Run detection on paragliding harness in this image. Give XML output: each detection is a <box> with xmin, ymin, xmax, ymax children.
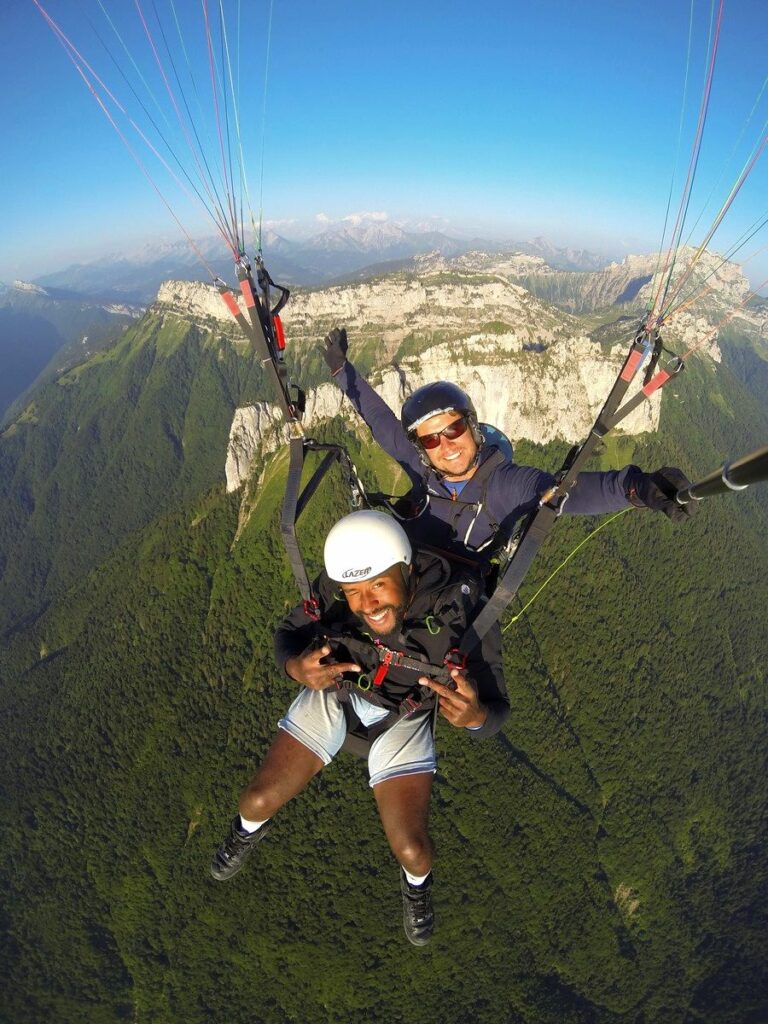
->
<box><xmin>314</xmin><ymin>626</ymin><xmax>467</xmax><ymax>759</ymax></box>
<box><xmin>366</xmin><ymin>443</ymin><xmax>517</xmax><ymax>599</ymax></box>
<box><xmin>371</xmin><ymin>446</ymin><xmax>509</xmax><ymax>551</ymax></box>
<box><xmin>297</xmin><ymin>557</ymin><xmax>481</xmax><ymax>757</ymax></box>
<box><xmin>219</xmin><ymin>263</ymin><xmax>684</xmax><ymax>753</ymax></box>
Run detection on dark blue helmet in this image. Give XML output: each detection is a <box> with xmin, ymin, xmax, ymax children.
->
<box><xmin>401</xmin><ymin>381</ymin><xmax>480</xmax><ymax>439</ymax></box>
<box><xmin>400</xmin><ymin>381</ymin><xmax>485</xmax><ymax>473</ymax></box>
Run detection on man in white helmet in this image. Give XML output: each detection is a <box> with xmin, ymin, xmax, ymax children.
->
<box><xmin>210</xmin><ymin>510</ymin><xmax>508</xmax><ymax>946</ymax></box>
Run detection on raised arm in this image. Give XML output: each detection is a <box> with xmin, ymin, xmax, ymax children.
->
<box><xmin>320</xmin><ymin>328</ymin><xmax>423</xmax><ymax>476</ymax></box>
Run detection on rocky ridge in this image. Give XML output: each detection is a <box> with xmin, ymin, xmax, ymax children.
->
<box><xmin>224</xmin><ymin>332</ymin><xmax>663</xmax><ymax>493</ymax></box>
<box><xmin>153</xmin><ymin>250</ymin><xmax>762</xmax><ymax>494</ymax></box>
<box><xmin>510</xmin><ymin>247</ymin><xmax>757</xmax><ymax>317</ymax></box>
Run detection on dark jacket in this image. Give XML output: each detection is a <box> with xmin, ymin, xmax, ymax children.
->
<box><xmin>274</xmin><ymin>549</ymin><xmax>509</xmax><ymax>739</ymax></box>
<box><xmin>335</xmin><ymin>361</ymin><xmax>643</xmax><ymax>563</ymax></box>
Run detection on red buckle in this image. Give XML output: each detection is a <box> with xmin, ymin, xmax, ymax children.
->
<box><xmin>444</xmin><ymin>648</ymin><xmax>467</xmax><ymax>672</ymax></box>
<box><xmin>303</xmin><ymin>599</ymin><xmax>320</xmax><ymax>621</ymax></box>
<box><xmin>373</xmin><ymin>649</ymin><xmax>394</xmax><ymax>687</ymax></box>
<box><xmin>273</xmin><ymin>314</ymin><xmax>286</xmax><ymax>351</ymax></box>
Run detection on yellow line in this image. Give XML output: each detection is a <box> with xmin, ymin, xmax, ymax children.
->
<box><xmin>502</xmin><ymin>509</ymin><xmax>632</xmax><ymax>632</ymax></box>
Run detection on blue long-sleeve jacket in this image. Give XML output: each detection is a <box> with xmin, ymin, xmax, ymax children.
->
<box><xmin>335</xmin><ymin>361</ymin><xmax>643</xmax><ymax>563</ymax></box>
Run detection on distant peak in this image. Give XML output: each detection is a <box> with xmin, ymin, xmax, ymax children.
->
<box><xmin>12</xmin><ymin>280</ymin><xmax>49</xmax><ymax>295</ymax></box>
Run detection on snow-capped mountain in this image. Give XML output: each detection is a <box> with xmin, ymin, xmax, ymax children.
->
<box><xmin>32</xmin><ymin>217</ymin><xmax>610</xmax><ymax>302</ymax></box>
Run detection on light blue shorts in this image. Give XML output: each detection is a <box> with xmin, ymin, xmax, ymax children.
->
<box><xmin>278</xmin><ymin>687</ymin><xmax>436</xmax><ymax>788</ymax></box>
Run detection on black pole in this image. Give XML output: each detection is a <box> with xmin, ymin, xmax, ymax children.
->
<box><xmin>676</xmin><ymin>444</ymin><xmax>768</xmax><ymax>504</ymax></box>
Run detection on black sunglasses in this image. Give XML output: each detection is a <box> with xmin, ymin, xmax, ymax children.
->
<box><xmin>417</xmin><ymin>415</ymin><xmax>469</xmax><ymax>450</ymax></box>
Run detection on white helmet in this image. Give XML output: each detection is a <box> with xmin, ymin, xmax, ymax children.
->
<box><xmin>323</xmin><ymin>510</ymin><xmax>412</xmax><ymax>583</ymax></box>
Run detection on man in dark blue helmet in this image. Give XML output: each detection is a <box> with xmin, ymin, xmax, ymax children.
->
<box><xmin>320</xmin><ymin>327</ymin><xmax>696</xmax><ymax>569</ymax></box>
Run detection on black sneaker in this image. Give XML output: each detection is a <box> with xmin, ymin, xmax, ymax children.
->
<box><xmin>210</xmin><ymin>816</ymin><xmax>273</xmax><ymax>881</ymax></box>
<box><xmin>401</xmin><ymin>870</ymin><xmax>435</xmax><ymax>946</ymax></box>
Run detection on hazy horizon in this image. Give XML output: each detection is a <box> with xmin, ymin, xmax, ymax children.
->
<box><xmin>1</xmin><ymin>1</ymin><xmax>766</xmax><ymax>287</ymax></box>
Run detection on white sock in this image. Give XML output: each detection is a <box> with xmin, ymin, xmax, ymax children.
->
<box><xmin>239</xmin><ymin>814</ymin><xmax>269</xmax><ymax>833</ymax></box>
<box><xmin>403</xmin><ymin>869</ymin><xmax>431</xmax><ymax>887</ymax></box>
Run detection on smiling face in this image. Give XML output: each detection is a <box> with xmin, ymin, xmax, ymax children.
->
<box><xmin>415</xmin><ymin>411</ymin><xmax>479</xmax><ymax>481</ymax></box>
<box><xmin>339</xmin><ymin>564</ymin><xmax>410</xmax><ymax>636</ymax></box>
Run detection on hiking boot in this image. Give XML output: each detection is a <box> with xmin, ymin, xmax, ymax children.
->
<box><xmin>401</xmin><ymin>870</ymin><xmax>434</xmax><ymax>946</ymax></box>
<box><xmin>210</xmin><ymin>816</ymin><xmax>273</xmax><ymax>881</ymax></box>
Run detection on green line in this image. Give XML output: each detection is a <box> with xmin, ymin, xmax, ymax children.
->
<box><xmin>502</xmin><ymin>509</ymin><xmax>632</xmax><ymax>632</ymax></box>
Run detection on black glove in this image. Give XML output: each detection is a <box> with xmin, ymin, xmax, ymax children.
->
<box><xmin>319</xmin><ymin>327</ymin><xmax>348</xmax><ymax>376</ymax></box>
<box><xmin>628</xmin><ymin>466</ymin><xmax>699</xmax><ymax>522</ymax></box>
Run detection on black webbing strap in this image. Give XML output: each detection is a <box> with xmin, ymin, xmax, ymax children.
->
<box><xmin>294</xmin><ymin>450</ymin><xmax>339</xmax><ymax>521</ymax></box>
<box><xmin>281</xmin><ymin>436</ymin><xmax>313</xmax><ymax>603</ymax></box>
<box><xmin>459</xmin><ymin>326</ymin><xmax>683</xmax><ymax>657</ymax></box>
<box><xmin>280</xmin><ymin>439</ymin><xmax>369</xmax><ymax>603</ymax></box>
<box><xmin>458</xmin><ymin>504</ymin><xmax>558</xmax><ymax>655</ymax></box>
<box><xmin>217</xmin><ymin>279</ymin><xmax>301</xmax><ymax>426</ymax></box>
<box><xmin>256</xmin><ymin>258</ymin><xmax>290</xmax><ymax>317</ymax></box>
<box><xmin>328</xmin><ymin>631</ymin><xmax>456</xmax><ymax>689</ymax></box>
<box><xmin>297</xmin><ymin>441</ymin><xmax>367</xmax><ymax>519</ymax></box>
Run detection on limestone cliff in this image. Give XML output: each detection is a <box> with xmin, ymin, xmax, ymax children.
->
<box><xmin>152</xmin><ymin>250</ymin><xmax>764</xmax><ymax>494</ymax></box>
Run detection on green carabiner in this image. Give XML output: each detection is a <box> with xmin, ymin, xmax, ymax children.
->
<box><xmin>425</xmin><ymin>615</ymin><xmax>440</xmax><ymax>635</ymax></box>
<box><xmin>356</xmin><ymin>672</ymin><xmax>372</xmax><ymax>692</ymax></box>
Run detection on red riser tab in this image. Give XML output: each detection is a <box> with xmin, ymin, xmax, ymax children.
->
<box><xmin>220</xmin><ymin>291</ymin><xmax>240</xmax><ymax>318</ymax></box>
<box><xmin>642</xmin><ymin>370</ymin><xmax>671</xmax><ymax>396</ymax></box>
<box><xmin>239</xmin><ymin>278</ymin><xmax>256</xmax><ymax>308</ymax></box>
<box><xmin>273</xmin><ymin>314</ymin><xmax>286</xmax><ymax>351</ymax></box>
<box><xmin>620</xmin><ymin>349</ymin><xmax>644</xmax><ymax>382</ymax></box>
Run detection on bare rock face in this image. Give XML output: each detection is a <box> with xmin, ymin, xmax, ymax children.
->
<box><xmin>281</xmin><ymin>274</ymin><xmax>569</xmax><ymax>346</ymax></box>
<box><xmin>155</xmin><ymin>280</ymin><xmax>242</xmax><ymax>325</ymax></box>
<box><xmin>223</xmin><ymin>334</ymin><xmax>661</xmax><ymax>492</ymax></box>
<box><xmin>509</xmin><ymin>246</ymin><xmax>758</xmax><ymax>318</ymax></box>
<box><xmin>607</xmin><ymin>249</ymin><xmax>752</xmax><ymax>310</ymax></box>
<box><xmin>153</xmin><ymin>264</ymin><xmax>571</xmax><ymax>343</ymax></box>
<box><xmin>226</xmin><ymin>404</ymin><xmax>283</xmax><ymax>490</ymax></box>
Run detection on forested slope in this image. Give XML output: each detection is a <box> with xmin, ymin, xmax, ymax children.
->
<box><xmin>1</xmin><ymin>307</ymin><xmax>767</xmax><ymax>1023</ymax></box>
<box><xmin>0</xmin><ymin>315</ymin><xmax>270</xmax><ymax>636</ymax></box>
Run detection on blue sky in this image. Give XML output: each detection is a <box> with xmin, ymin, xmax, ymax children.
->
<box><xmin>1</xmin><ymin>0</ymin><xmax>766</xmax><ymax>287</ymax></box>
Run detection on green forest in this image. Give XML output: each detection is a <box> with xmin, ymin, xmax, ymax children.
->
<box><xmin>1</xmin><ymin>305</ymin><xmax>767</xmax><ymax>1023</ymax></box>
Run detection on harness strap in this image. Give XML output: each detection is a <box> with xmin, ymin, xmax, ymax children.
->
<box><xmin>322</xmin><ymin>629</ymin><xmax>458</xmax><ymax>728</ymax></box>
<box><xmin>337</xmin><ymin>632</ymin><xmax>457</xmax><ymax>687</ymax></box>
<box><xmin>281</xmin><ymin>436</ymin><xmax>313</xmax><ymax>602</ymax></box>
<box><xmin>366</xmin><ymin>448</ymin><xmax>508</xmax><ymax>554</ymax></box>
<box><xmin>459</xmin><ymin>326</ymin><xmax>683</xmax><ymax>657</ymax></box>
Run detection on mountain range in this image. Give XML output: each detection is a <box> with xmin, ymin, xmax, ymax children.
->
<box><xmin>34</xmin><ymin>220</ymin><xmax>613</xmax><ymax>303</ymax></box>
<box><xmin>0</xmin><ymin>231</ymin><xmax>614</xmax><ymax>425</ymax></box>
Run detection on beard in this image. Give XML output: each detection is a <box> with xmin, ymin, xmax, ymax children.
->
<box><xmin>353</xmin><ymin>601</ymin><xmax>406</xmax><ymax>638</ymax></box>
